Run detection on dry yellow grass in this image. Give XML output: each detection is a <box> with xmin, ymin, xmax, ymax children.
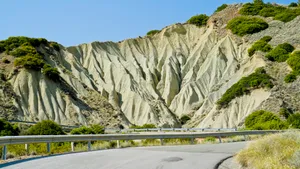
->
<box><xmin>236</xmin><ymin>131</ymin><xmax>300</xmax><ymax>169</ymax></box>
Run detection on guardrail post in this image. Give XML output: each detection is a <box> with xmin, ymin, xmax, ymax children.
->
<box><xmin>47</xmin><ymin>143</ymin><xmax>51</xmax><ymax>153</ymax></box>
<box><xmin>88</xmin><ymin>141</ymin><xmax>91</xmax><ymax>151</ymax></box>
<box><xmin>117</xmin><ymin>140</ymin><xmax>120</xmax><ymax>148</ymax></box>
<box><xmin>160</xmin><ymin>138</ymin><xmax>164</xmax><ymax>145</ymax></box>
<box><xmin>25</xmin><ymin>144</ymin><xmax>29</xmax><ymax>155</ymax></box>
<box><xmin>190</xmin><ymin>138</ymin><xmax>194</xmax><ymax>144</ymax></box>
<box><xmin>2</xmin><ymin>145</ymin><xmax>7</xmax><ymax>160</ymax></box>
<box><xmin>71</xmin><ymin>142</ymin><xmax>75</xmax><ymax>152</ymax></box>
<box><xmin>218</xmin><ymin>135</ymin><xmax>222</xmax><ymax>143</ymax></box>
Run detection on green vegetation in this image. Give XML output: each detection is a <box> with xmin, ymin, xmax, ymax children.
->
<box><xmin>245</xmin><ymin>110</ymin><xmax>288</xmax><ymax>130</ymax></box>
<box><xmin>2</xmin><ymin>57</ymin><xmax>10</xmax><ymax>64</ymax></box>
<box><xmin>279</xmin><ymin>108</ymin><xmax>293</xmax><ymax>119</ymax></box>
<box><xmin>239</xmin><ymin>0</ymin><xmax>300</xmax><ymax>23</ymax></box>
<box><xmin>289</xmin><ymin>2</ymin><xmax>298</xmax><ymax>7</ymax></box>
<box><xmin>130</xmin><ymin>123</ymin><xmax>156</xmax><ymax>129</ymax></box>
<box><xmin>227</xmin><ymin>16</ymin><xmax>268</xmax><ymax>36</ymax></box>
<box><xmin>217</xmin><ymin>68</ymin><xmax>273</xmax><ymax>108</ymax></box>
<box><xmin>180</xmin><ymin>115</ymin><xmax>191</xmax><ymax>125</ymax></box>
<box><xmin>287</xmin><ymin>113</ymin><xmax>300</xmax><ymax>129</ymax></box>
<box><xmin>146</xmin><ymin>30</ymin><xmax>160</xmax><ymax>36</ymax></box>
<box><xmin>0</xmin><ymin>36</ymin><xmax>61</xmax><ymax>81</ymax></box>
<box><xmin>0</xmin><ymin>119</ymin><xmax>20</xmax><ymax>136</ymax></box>
<box><xmin>265</xmin><ymin>43</ymin><xmax>295</xmax><ymax>62</ymax></box>
<box><xmin>70</xmin><ymin>125</ymin><xmax>104</xmax><ymax>134</ymax></box>
<box><xmin>285</xmin><ymin>51</ymin><xmax>300</xmax><ymax>83</ymax></box>
<box><xmin>26</xmin><ymin>120</ymin><xmax>65</xmax><ymax>135</ymax></box>
<box><xmin>248</xmin><ymin>36</ymin><xmax>272</xmax><ymax>56</ymax></box>
<box><xmin>215</xmin><ymin>4</ymin><xmax>228</xmax><ymax>13</ymax></box>
<box><xmin>236</xmin><ymin>132</ymin><xmax>300</xmax><ymax>169</ymax></box>
<box><xmin>42</xmin><ymin>64</ymin><xmax>60</xmax><ymax>81</ymax></box>
<box><xmin>187</xmin><ymin>14</ymin><xmax>209</xmax><ymax>27</ymax></box>
<box><xmin>204</xmin><ymin>137</ymin><xmax>216</xmax><ymax>143</ymax></box>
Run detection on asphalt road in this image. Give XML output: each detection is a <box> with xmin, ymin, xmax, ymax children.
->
<box><xmin>0</xmin><ymin>142</ymin><xmax>247</xmax><ymax>169</ymax></box>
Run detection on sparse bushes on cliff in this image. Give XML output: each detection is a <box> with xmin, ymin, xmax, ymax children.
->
<box><xmin>215</xmin><ymin>4</ymin><xmax>228</xmax><ymax>13</ymax></box>
<box><xmin>248</xmin><ymin>36</ymin><xmax>272</xmax><ymax>56</ymax></box>
<box><xmin>245</xmin><ymin>110</ymin><xmax>288</xmax><ymax>130</ymax></box>
<box><xmin>26</xmin><ymin>120</ymin><xmax>65</xmax><ymax>135</ymax></box>
<box><xmin>265</xmin><ymin>43</ymin><xmax>295</xmax><ymax>62</ymax></box>
<box><xmin>0</xmin><ymin>119</ymin><xmax>20</xmax><ymax>136</ymax></box>
<box><xmin>130</xmin><ymin>123</ymin><xmax>156</xmax><ymax>129</ymax></box>
<box><xmin>239</xmin><ymin>0</ymin><xmax>300</xmax><ymax>23</ymax></box>
<box><xmin>217</xmin><ymin>68</ymin><xmax>273</xmax><ymax>108</ymax></box>
<box><xmin>187</xmin><ymin>14</ymin><xmax>209</xmax><ymax>27</ymax></box>
<box><xmin>146</xmin><ymin>30</ymin><xmax>160</xmax><ymax>36</ymax></box>
<box><xmin>285</xmin><ymin>51</ymin><xmax>300</xmax><ymax>83</ymax></box>
<box><xmin>14</xmin><ymin>55</ymin><xmax>45</xmax><ymax>70</ymax></box>
<box><xmin>70</xmin><ymin>124</ymin><xmax>104</xmax><ymax>134</ymax></box>
<box><xmin>227</xmin><ymin>16</ymin><xmax>268</xmax><ymax>36</ymax></box>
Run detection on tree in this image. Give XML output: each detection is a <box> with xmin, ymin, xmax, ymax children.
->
<box><xmin>0</xmin><ymin>119</ymin><xmax>20</xmax><ymax>136</ymax></box>
<box><xmin>26</xmin><ymin>120</ymin><xmax>65</xmax><ymax>135</ymax></box>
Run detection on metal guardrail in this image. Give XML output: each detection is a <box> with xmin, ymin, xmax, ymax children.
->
<box><xmin>0</xmin><ymin>130</ymin><xmax>281</xmax><ymax>160</ymax></box>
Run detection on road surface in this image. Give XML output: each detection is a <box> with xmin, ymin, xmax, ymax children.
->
<box><xmin>0</xmin><ymin>142</ymin><xmax>247</xmax><ymax>169</ymax></box>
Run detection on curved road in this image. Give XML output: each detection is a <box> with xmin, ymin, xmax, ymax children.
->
<box><xmin>0</xmin><ymin>142</ymin><xmax>247</xmax><ymax>169</ymax></box>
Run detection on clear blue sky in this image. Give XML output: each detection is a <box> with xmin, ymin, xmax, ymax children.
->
<box><xmin>0</xmin><ymin>0</ymin><xmax>295</xmax><ymax>46</ymax></box>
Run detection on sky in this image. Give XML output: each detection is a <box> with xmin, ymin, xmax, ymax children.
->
<box><xmin>0</xmin><ymin>0</ymin><xmax>296</xmax><ymax>46</ymax></box>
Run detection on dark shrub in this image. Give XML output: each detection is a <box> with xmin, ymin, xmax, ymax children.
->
<box><xmin>279</xmin><ymin>108</ymin><xmax>293</xmax><ymax>119</ymax></box>
<box><xmin>217</xmin><ymin>68</ymin><xmax>273</xmax><ymax>108</ymax></box>
<box><xmin>248</xmin><ymin>36</ymin><xmax>272</xmax><ymax>56</ymax></box>
<box><xmin>50</xmin><ymin>42</ymin><xmax>60</xmax><ymax>51</ymax></box>
<box><xmin>285</xmin><ymin>73</ymin><xmax>297</xmax><ymax>83</ymax></box>
<box><xmin>9</xmin><ymin>45</ymin><xmax>37</xmax><ymax>57</ymax></box>
<box><xmin>265</xmin><ymin>43</ymin><xmax>294</xmax><ymax>62</ymax></box>
<box><xmin>274</xmin><ymin>9</ymin><xmax>299</xmax><ymax>22</ymax></box>
<box><xmin>245</xmin><ymin>110</ymin><xmax>287</xmax><ymax>130</ymax></box>
<box><xmin>2</xmin><ymin>57</ymin><xmax>10</xmax><ymax>64</ymax></box>
<box><xmin>26</xmin><ymin>120</ymin><xmax>65</xmax><ymax>135</ymax></box>
<box><xmin>0</xmin><ymin>119</ymin><xmax>20</xmax><ymax>136</ymax></box>
<box><xmin>227</xmin><ymin>16</ymin><xmax>268</xmax><ymax>36</ymax></box>
<box><xmin>70</xmin><ymin>124</ymin><xmax>105</xmax><ymax>134</ymax></box>
<box><xmin>180</xmin><ymin>115</ymin><xmax>191</xmax><ymax>125</ymax></box>
<box><xmin>289</xmin><ymin>2</ymin><xmax>298</xmax><ymax>7</ymax></box>
<box><xmin>146</xmin><ymin>30</ymin><xmax>160</xmax><ymax>36</ymax></box>
<box><xmin>215</xmin><ymin>4</ymin><xmax>228</xmax><ymax>13</ymax></box>
<box><xmin>239</xmin><ymin>3</ymin><xmax>265</xmax><ymax>15</ymax></box>
<box><xmin>42</xmin><ymin>64</ymin><xmax>60</xmax><ymax>81</ymax></box>
<box><xmin>187</xmin><ymin>14</ymin><xmax>209</xmax><ymax>27</ymax></box>
<box><xmin>287</xmin><ymin>113</ymin><xmax>300</xmax><ymax>129</ymax></box>
<box><xmin>130</xmin><ymin>124</ymin><xmax>156</xmax><ymax>129</ymax></box>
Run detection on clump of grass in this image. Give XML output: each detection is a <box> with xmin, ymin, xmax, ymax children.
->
<box><xmin>248</xmin><ymin>36</ymin><xmax>272</xmax><ymax>56</ymax></box>
<box><xmin>217</xmin><ymin>68</ymin><xmax>273</xmax><ymax>108</ymax></box>
<box><xmin>236</xmin><ymin>131</ymin><xmax>300</xmax><ymax>169</ymax></box>
<box><xmin>204</xmin><ymin>137</ymin><xmax>216</xmax><ymax>143</ymax></box>
<box><xmin>227</xmin><ymin>16</ymin><xmax>268</xmax><ymax>36</ymax></box>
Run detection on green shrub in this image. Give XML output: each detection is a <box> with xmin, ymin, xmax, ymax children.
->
<box><xmin>70</xmin><ymin>124</ymin><xmax>104</xmax><ymax>134</ymax></box>
<box><xmin>287</xmin><ymin>113</ymin><xmax>300</xmax><ymax>129</ymax></box>
<box><xmin>187</xmin><ymin>14</ymin><xmax>209</xmax><ymax>27</ymax></box>
<box><xmin>239</xmin><ymin>2</ymin><xmax>265</xmax><ymax>15</ymax></box>
<box><xmin>258</xmin><ymin>6</ymin><xmax>286</xmax><ymax>17</ymax></box>
<box><xmin>245</xmin><ymin>110</ymin><xmax>288</xmax><ymax>130</ymax></box>
<box><xmin>287</xmin><ymin>51</ymin><xmax>300</xmax><ymax>73</ymax></box>
<box><xmin>227</xmin><ymin>16</ymin><xmax>268</xmax><ymax>36</ymax></box>
<box><xmin>285</xmin><ymin>72</ymin><xmax>297</xmax><ymax>83</ymax></box>
<box><xmin>0</xmin><ymin>119</ymin><xmax>20</xmax><ymax>136</ymax></box>
<box><xmin>26</xmin><ymin>120</ymin><xmax>65</xmax><ymax>135</ymax></box>
<box><xmin>248</xmin><ymin>36</ymin><xmax>272</xmax><ymax>56</ymax></box>
<box><xmin>146</xmin><ymin>30</ymin><xmax>160</xmax><ymax>36</ymax></box>
<box><xmin>42</xmin><ymin>64</ymin><xmax>60</xmax><ymax>81</ymax></box>
<box><xmin>274</xmin><ymin>9</ymin><xmax>300</xmax><ymax>22</ymax></box>
<box><xmin>289</xmin><ymin>2</ymin><xmax>298</xmax><ymax>7</ymax></box>
<box><xmin>279</xmin><ymin>108</ymin><xmax>293</xmax><ymax>119</ymax></box>
<box><xmin>180</xmin><ymin>115</ymin><xmax>191</xmax><ymax>125</ymax></box>
<box><xmin>9</xmin><ymin>45</ymin><xmax>38</xmax><ymax>57</ymax></box>
<box><xmin>265</xmin><ymin>43</ymin><xmax>294</xmax><ymax>62</ymax></box>
<box><xmin>14</xmin><ymin>55</ymin><xmax>45</xmax><ymax>70</ymax></box>
<box><xmin>130</xmin><ymin>123</ymin><xmax>156</xmax><ymax>129</ymax></box>
<box><xmin>217</xmin><ymin>68</ymin><xmax>273</xmax><ymax>108</ymax></box>
<box><xmin>204</xmin><ymin>137</ymin><xmax>216</xmax><ymax>142</ymax></box>
<box><xmin>215</xmin><ymin>4</ymin><xmax>228</xmax><ymax>13</ymax></box>
<box><xmin>50</xmin><ymin>42</ymin><xmax>60</xmax><ymax>51</ymax></box>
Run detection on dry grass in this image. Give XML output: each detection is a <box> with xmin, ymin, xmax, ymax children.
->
<box><xmin>236</xmin><ymin>131</ymin><xmax>300</xmax><ymax>169</ymax></box>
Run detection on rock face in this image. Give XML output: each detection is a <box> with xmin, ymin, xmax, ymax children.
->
<box><xmin>2</xmin><ymin>4</ymin><xmax>300</xmax><ymax>128</ymax></box>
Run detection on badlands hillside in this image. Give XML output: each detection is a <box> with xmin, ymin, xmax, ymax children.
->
<box><xmin>1</xmin><ymin>1</ymin><xmax>300</xmax><ymax>128</ymax></box>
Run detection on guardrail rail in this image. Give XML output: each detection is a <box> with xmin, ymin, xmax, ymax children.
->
<box><xmin>0</xmin><ymin>130</ymin><xmax>281</xmax><ymax>160</ymax></box>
